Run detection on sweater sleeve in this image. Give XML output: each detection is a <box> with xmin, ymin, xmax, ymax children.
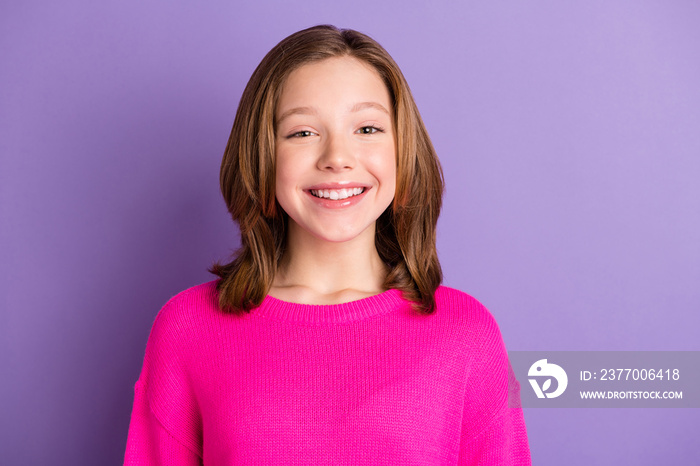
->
<box><xmin>124</xmin><ymin>381</ymin><xmax>202</xmax><ymax>465</ymax></box>
<box><xmin>458</xmin><ymin>300</ymin><xmax>531</xmax><ymax>465</ymax></box>
<box><xmin>124</xmin><ymin>297</ymin><xmax>204</xmax><ymax>465</ymax></box>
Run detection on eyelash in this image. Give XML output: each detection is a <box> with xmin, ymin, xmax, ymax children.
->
<box><xmin>357</xmin><ymin>125</ymin><xmax>384</xmax><ymax>135</ymax></box>
<box><xmin>287</xmin><ymin>126</ymin><xmax>384</xmax><ymax>138</ymax></box>
<box><xmin>289</xmin><ymin>130</ymin><xmax>315</xmax><ymax>138</ymax></box>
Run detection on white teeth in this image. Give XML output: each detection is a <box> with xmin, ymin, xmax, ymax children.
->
<box><xmin>310</xmin><ymin>188</ymin><xmax>365</xmax><ymax>199</ymax></box>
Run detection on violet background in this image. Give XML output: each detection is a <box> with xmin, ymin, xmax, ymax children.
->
<box><xmin>2</xmin><ymin>1</ymin><xmax>699</xmax><ymax>464</ymax></box>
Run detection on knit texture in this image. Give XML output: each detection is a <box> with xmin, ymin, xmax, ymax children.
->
<box><xmin>124</xmin><ymin>281</ymin><xmax>531</xmax><ymax>465</ymax></box>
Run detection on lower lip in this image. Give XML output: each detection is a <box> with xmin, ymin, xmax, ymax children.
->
<box><xmin>305</xmin><ymin>189</ymin><xmax>369</xmax><ymax>209</ymax></box>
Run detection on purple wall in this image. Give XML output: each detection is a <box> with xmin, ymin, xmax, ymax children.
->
<box><xmin>2</xmin><ymin>1</ymin><xmax>698</xmax><ymax>464</ymax></box>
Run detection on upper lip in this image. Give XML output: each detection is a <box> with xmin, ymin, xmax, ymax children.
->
<box><xmin>305</xmin><ymin>182</ymin><xmax>370</xmax><ymax>190</ymax></box>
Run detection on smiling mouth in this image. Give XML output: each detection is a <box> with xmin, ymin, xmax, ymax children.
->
<box><xmin>309</xmin><ymin>187</ymin><xmax>366</xmax><ymax>200</ymax></box>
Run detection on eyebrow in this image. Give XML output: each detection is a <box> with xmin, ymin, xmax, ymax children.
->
<box><xmin>276</xmin><ymin>101</ymin><xmax>390</xmax><ymax>125</ymax></box>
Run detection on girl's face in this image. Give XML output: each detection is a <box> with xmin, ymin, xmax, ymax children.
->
<box><xmin>275</xmin><ymin>56</ymin><xmax>396</xmax><ymax>245</ymax></box>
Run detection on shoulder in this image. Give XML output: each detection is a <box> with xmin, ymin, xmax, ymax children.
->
<box><xmin>162</xmin><ymin>280</ymin><xmax>219</xmax><ymax>310</ymax></box>
<box><xmin>136</xmin><ymin>283</ymin><xmax>211</xmax><ymax>457</ymax></box>
<box><xmin>148</xmin><ymin>280</ymin><xmax>220</xmax><ymax>344</ymax></box>
<box><xmin>434</xmin><ymin>285</ymin><xmax>498</xmax><ymax>326</ymax></box>
<box><xmin>139</xmin><ymin>280</ymin><xmax>221</xmax><ymax>383</ymax></box>
<box><xmin>433</xmin><ymin>285</ymin><xmax>505</xmax><ymax>350</ymax></box>
<box><xmin>434</xmin><ymin>287</ymin><xmax>516</xmax><ymax>408</ymax></box>
<box><xmin>434</xmin><ymin>285</ymin><xmax>485</xmax><ymax>309</ymax></box>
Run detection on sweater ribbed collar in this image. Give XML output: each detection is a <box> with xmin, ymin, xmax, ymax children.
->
<box><xmin>255</xmin><ymin>288</ymin><xmax>406</xmax><ymax>324</ymax></box>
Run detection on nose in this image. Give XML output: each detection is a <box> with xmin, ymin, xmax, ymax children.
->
<box><xmin>317</xmin><ymin>132</ymin><xmax>355</xmax><ymax>171</ymax></box>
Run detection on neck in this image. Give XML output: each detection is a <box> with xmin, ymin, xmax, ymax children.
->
<box><xmin>270</xmin><ymin>220</ymin><xmax>388</xmax><ymax>304</ymax></box>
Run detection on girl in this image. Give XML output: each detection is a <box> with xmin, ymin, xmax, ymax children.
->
<box><xmin>125</xmin><ymin>25</ymin><xmax>531</xmax><ymax>465</ymax></box>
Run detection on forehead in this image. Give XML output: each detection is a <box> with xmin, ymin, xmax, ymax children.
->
<box><xmin>276</xmin><ymin>56</ymin><xmax>391</xmax><ymax>112</ymax></box>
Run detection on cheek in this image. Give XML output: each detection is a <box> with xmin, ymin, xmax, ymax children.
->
<box><xmin>274</xmin><ymin>152</ymin><xmax>304</xmax><ymax>212</ymax></box>
<box><xmin>375</xmin><ymin>147</ymin><xmax>397</xmax><ymax>191</ymax></box>
<box><xmin>275</xmin><ymin>152</ymin><xmax>294</xmax><ymax>189</ymax></box>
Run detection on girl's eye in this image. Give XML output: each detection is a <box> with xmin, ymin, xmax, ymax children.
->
<box><xmin>357</xmin><ymin>126</ymin><xmax>383</xmax><ymax>135</ymax></box>
<box><xmin>289</xmin><ymin>130</ymin><xmax>315</xmax><ymax>138</ymax></box>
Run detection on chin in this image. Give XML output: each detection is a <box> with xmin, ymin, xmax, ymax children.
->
<box><xmin>305</xmin><ymin>222</ymin><xmax>374</xmax><ymax>244</ymax></box>
<box><xmin>310</xmin><ymin>230</ymin><xmax>365</xmax><ymax>244</ymax></box>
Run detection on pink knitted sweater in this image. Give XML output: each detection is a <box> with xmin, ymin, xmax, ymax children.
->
<box><xmin>124</xmin><ymin>281</ymin><xmax>531</xmax><ymax>465</ymax></box>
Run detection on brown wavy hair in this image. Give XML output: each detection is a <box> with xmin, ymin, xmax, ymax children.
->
<box><xmin>209</xmin><ymin>25</ymin><xmax>444</xmax><ymax>314</ymax></box>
